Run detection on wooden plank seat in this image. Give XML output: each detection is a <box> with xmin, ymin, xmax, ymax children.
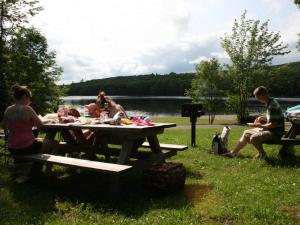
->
<box><xmin>263</xmin><ymin>138</ymin><xmax>300</xmax><ymax>145</ymax></box>
<box><xmin>0</xmin><ymin>131</ymin><xmax>10</xmax><ymax>164</ymax></box>
<box><xmin>13</xmin><ymin>154</ymin><xmax>132</xmax><ymax>174</ymax></box>
<box><xmin>141</xmin><ymin>142</ymin><xmax>188</xmax><ymax>151</ymax></box>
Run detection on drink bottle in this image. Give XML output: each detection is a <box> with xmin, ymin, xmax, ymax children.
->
<box><xmin>103</xmin><ymin>103</ymin><xmax>110</xmax><ymax>120</ymax></box>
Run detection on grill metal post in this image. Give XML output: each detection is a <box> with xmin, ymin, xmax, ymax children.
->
<box><xmin>181</xmin><ymin>103</ymin><xmax>204</xmax><ymax>147</ymax></box>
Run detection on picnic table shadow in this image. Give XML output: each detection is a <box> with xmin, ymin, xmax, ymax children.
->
<box><xmin>7</xmin><ymin>168</ymin><xmax>195</xmax><ymax>221</ymax></box>
<box><xmin>264</xmin><ymin>154</ymin><xmax>300</xmax><ymax>167</ymax></box>
<box><xmin>228</xmin><ymin>152</ymin><xmax>300</xmax><ymax>168</ymax></box>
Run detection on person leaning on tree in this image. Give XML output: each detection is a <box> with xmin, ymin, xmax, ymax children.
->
<box><xmin>224</xmin><ymin>86</ymin><xmax>285</xmax><ymax>159</ymax></box>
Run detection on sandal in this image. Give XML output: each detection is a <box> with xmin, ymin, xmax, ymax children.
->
<box><xmin>222</xmin><ymin>151</ymin><xmax>236</xmax><ymax>158</ymax></box>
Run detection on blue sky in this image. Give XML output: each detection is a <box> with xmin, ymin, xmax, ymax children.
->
<box><xmin>30</xmin><ymin>0</ymin><xmax>300</xmax><ymax>84</ymax></box>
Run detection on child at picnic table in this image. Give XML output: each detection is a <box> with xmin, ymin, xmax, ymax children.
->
<box><xmin>84</xmin><ymin>91</ymin><xmax>127</xmax><ymax>118</ymax></box>
<box><xmin>224</xmin><ymin>86</ymin><xmax>285</xmax><ymax>159</ymax></box>
<box><xmin>2</xmin><ymin>84</ymin><xmax>59</xmax><ymax>182</ymax></box>
<box><xmin>79</xmin><ymin>91</ymin><xmax>129</xmax><ymax>143</ymax></box>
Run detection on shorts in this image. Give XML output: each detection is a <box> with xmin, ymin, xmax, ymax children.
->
<box><xmin>243</xmin><ymin>128</ymin><xmax>279</xmax><ymax>145</ymax></box>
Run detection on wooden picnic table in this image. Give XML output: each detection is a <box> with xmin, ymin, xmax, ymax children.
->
<box><xmin>278</xmin><ymin>119</ymin><xmax>300</xmax><ymax>155</ymax></box>
<box><xmin>264</xmin><ymin>118</ymin><xmax>300</xmax><ymax>156</ymax></box>
<box><xmin>40</xmin><ymin>122</ymin><xmax>181</xmax><ymax>166</ymax></box>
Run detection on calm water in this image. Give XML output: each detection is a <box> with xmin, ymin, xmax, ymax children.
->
<box><xmin>62</xmin><ymin>96</ymin><xmax>300</xmax><ymax>117</ymax></box>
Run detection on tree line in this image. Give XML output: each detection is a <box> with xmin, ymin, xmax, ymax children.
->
<box><xmin>64</xmin><ymin>61</ymin><xmax>300</xmax><ymax>98</ymax></box>
<box><xmin>63</xmin><ymin>73</ymin><xmax>195</xmax><ymax>96</ymax></box>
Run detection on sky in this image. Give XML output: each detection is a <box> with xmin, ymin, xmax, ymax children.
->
<box><xmin>29</xmin><ymin>0</ymin><xmax>300</xmax><ymax>84</ymax></box>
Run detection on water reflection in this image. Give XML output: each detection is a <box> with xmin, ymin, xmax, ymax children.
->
<box><xmin>62</xmin><ymin>96</ymin><xmax>192</xmax><ymax>117</ymax></box>
<box><xmin>62</xmin><ymin>96</ymin><xmax>300</xmax><ymax>117</ymax></box>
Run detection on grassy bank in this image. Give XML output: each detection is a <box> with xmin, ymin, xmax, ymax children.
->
<box><xmin>152</xmin><ymin>116</ymin><xmax>237</xmax><ymax>126</ymax></box>
<box><xmin>0</xmin><ymin>123</ymin><xmax>299</xmax><ymax>224</ymax></box>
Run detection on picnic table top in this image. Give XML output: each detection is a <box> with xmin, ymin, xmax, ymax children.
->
<box><xmin>41</xmin><ymin>122</ymin><xmax>176</xmax><ymax>132</ymax></box>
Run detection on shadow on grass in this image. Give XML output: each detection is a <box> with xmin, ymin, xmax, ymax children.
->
<box><xmin>185</xmin><ymin>168</ymin><xmax>203</xmax><ymax>179</ymax></box>
<box><xmin>265</xmin><ymin>154</ymin><xmax>300</xmax><ymax>168</ymax></box>
<box><xmin>228</xmin><ymin>153</ymin><xmax>300</xmax><ymax>167</ymax></box>
<box><xmin>184</xmin><ymin>183</ymin><xmax>212</xmax><ymax>206</ymax></box>
<box><xmin>4</xmin><ymin>168</ymin><xmax>191</xmax><ymax>223</ymax></box>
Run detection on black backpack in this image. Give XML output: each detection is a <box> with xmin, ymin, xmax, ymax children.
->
<box><xmin>212</xmin><ymin>133</ymin><xmax>228</xmax><ymax>154</ymax></box>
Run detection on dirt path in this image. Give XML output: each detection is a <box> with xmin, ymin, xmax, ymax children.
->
<box><xmin>200</xmin><ymin>114</ymin><xmax>237</xmax><ymax>120</ymax></box>
<box><xmin>172</xmin><ymin>124</ymin><xmax>244</xmax><ymax>129</ymax></box>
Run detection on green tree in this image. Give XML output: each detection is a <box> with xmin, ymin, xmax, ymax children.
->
<box><xmin>0</xmin><ymin>0</ymin><xmax>63</xmax><ymax>117</ymax></box>
<box><xmin>221</xmin><ymin>11</ymin><xmax>290</xmax><ymax>123</ymax></box>
<box><xmin>8</xmin><ymin>27</ymin><xmax>63</xmax><ymax>113</ymax></box>
<box><xmin>0</xmin><ymin>0</ymin><xmax>42</xmax><ymax>118</ymax></box>
<box><xmin>185</xmin><ymin>58</ymin><xmax>224</xmax><ymax>124</ymax></box>
<box><xmin>0</xmin><ymin>0</ymin><xmax>43</xmax><ymax>113</ymax></box>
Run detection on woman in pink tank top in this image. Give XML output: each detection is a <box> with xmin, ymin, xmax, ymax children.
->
<box><xmin>2</xmin><ymin>84</ymin><xmax>44</xmax><ymax>156</ymax></box>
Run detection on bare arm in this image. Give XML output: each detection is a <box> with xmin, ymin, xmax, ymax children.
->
<box><xmin>255</xmin><ymin>122</ymin><xmax>281</xmax><ymax>130</ymax></box>
<box><xmin>254</xmin><ymin>115</ymin><xmax>267</xmax><ymax>123</ymax></box>
<box><xmin>115</xmin><ymin>104</ymin><xmax>128</xmax><ymax>118</ymax></box>
<box><xmin>27</xmin><ymin>106</ymin><xmax>43</xmax><ymax>128</ymax></box>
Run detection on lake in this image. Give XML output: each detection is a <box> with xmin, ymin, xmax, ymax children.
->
<box><xmin>61</xmin><ymin>96</ymin><xmax>300</xmax><ymax>117</ymax></box>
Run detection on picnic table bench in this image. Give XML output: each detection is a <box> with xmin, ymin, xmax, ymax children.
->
<box><xmin>13</xmin><ymin>153</ymin><xmax>132</xmax><ymax>174</ymax></box>
<box><xmin>141</xmin><ymin>142</ymin><xmax>188</xmax><ymax>151</ymax></box>
<box><xmin>263</xmin><ymin>119</ymin><xmax>300</xmax><ymax>156</ymax></box>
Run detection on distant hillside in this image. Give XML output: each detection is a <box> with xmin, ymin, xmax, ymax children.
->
<box><xmin>268</xmin><ymin>61</ymin><xmax>300</xmax><ymax>97</ymax></box>
<box><xmin>63</xmin><ymin>72</ymin><xmax>195</xmax><ymax>96</ymax></box>
<box><xmin>63</xmin><ymin>61</ymin><xmax>300</xmax><ymax>97</ymax></box>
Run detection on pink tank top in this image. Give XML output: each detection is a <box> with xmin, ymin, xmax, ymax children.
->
<box><xmin>6</xmin><ymin>120</ymin><xmax>35</xmax><ymax>149</ymax></box>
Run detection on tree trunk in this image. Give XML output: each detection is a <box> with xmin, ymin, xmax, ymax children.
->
<box><xmin>0</xmin><ymin>1</ymin><xmax>10</xmax><ymax>120</ymax></box>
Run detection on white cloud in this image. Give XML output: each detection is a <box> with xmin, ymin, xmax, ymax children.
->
<box><xmin>280</xmin><ymin>12</ymin><xmax>300</xmax><ymax>44</ymax></box>
<box><xmin>29</xmin><ymin>0</ymin><xmax>300</xmax><ymax>84</ymax></box>
<box><xmin>210</xmin><ymin>51</ymin><xmax>229</xmax><ymax>60</ymax></box>
<box><xmin>189</xmin><ymin>56</ymin><xmax>209</xmax><ymax>65</ymax></box>
<box><xmin>261</xmin><ymin>0</ymin><xmax>285</xmax><ymax>13</ymax></box>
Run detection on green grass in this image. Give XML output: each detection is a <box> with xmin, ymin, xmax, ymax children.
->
<box><xmin>0</xmin><ymin>124</ymin><xmax>299</xmax><ymax>224</ymax></box>
<box><xmin>152</xmin><ymin>117</ymin><xmax>237</xmax><ymax>126</ymax></box>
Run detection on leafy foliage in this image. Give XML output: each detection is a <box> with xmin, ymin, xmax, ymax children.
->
<box><xmin>0</xmin><ymin>0</ymin><xmax>62</xmax><ymax>117</ymax></box>
<box><xmin>221</xmin><ymin>11</ymin><xmax>290</xmax><ymax>123</ymax></box>
<box><xmin>0</xmin><ymin>0</ymin><xmax>43</xmax><ymax>116</ymax></box>
<box><xmin>8</xmin><ymin>27</ymin><xmax>63</xmax><ymax>113</ymax></box>
<box><xmin>185</xmin><ymin>58</ymin><xmax>225</xmax><ymax>124</ymax></box>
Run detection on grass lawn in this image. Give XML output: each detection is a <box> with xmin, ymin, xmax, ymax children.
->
<box><xmin>152</xmin><ymin>116</ymin><xmax>237</xmax><ymax>126</ymax></box>
<box><xmin>0</xmin><ymin>123</ymin><xmax>299</xmax><ymax>224</ymax></box>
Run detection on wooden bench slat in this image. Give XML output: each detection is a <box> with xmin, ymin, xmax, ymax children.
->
<box><xmin>264</xmin><ymin>138</ymin><xmax>300</xmax><ymax>145</ymax></box>
<box><xmin>141</xmin><ymin>142</ymin><xmax>188</xmax><ymax>151</ymax></box>
<box><xmin>14</xmin><ymin>154</ymin><xmax>132</xmax><ymax>174</ymax></box>
<box><xmin>280</xmin><ymin>138</ymin><xmax>300</xmax><ymax>144</ymax></box>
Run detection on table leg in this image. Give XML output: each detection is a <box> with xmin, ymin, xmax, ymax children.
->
<box><xmin>94</xmin><ymin>131</ymin><xmax>110</xmax><ymax>161</ymax></box>
<box><xmin>108</xmin><ymin>175</ymin><xmax>120</xmax><ymax>196</ymax></box>
<box><xmin>44</xmin><ymin>130</ymin><xmax>57</xmax><ymax>141</ymax></box>
<box><xmin>42</xmin><ymin>130</ymin><xmax>57</xmax><ymax>174</ymax></box>
<box><xmin>117</xmin><ymin>140</ymin><xmax>135</xmax><ymax>164</ymax></box>
<box><xmin>279</xmin><ymin>124</ymin><xmax>299</xmax><ymax>157</ymax></box>
<box><xmin>147</xmin><ymin>136</ymin><xmax>161</xmax><ymax>153</ymax></box>
<box><xmin>72</xmin><ymin>129</ymin><xmax>88</xmax><ymax>144</ymax></box>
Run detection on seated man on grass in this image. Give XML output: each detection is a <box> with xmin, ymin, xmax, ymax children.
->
<box><xmin>225</xmin><ymin>86</ymin><xmax>284</xmax><ymax>159</ymax></box>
